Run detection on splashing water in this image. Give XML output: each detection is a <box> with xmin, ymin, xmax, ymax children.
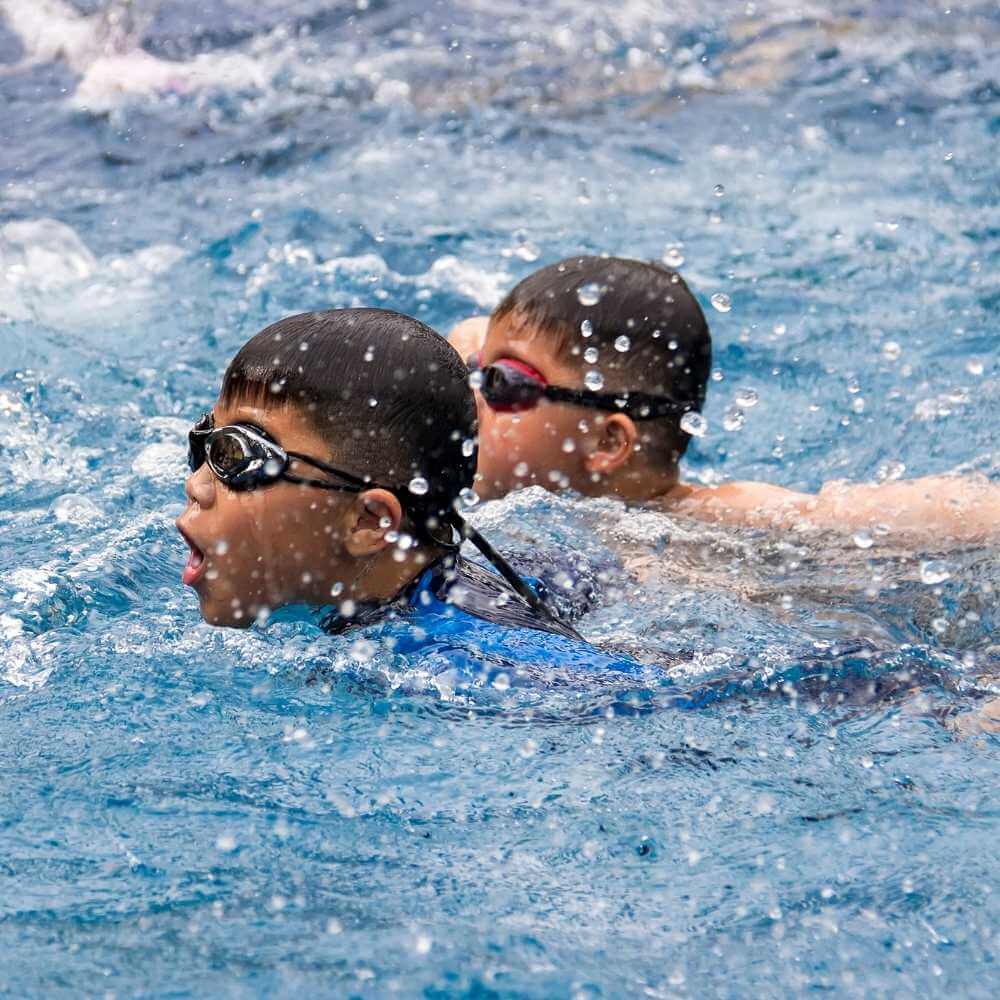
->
<box><xmin>1</xmin><ymin>1</ymin><xmax>998</xmax><ymax>996</ymax></box>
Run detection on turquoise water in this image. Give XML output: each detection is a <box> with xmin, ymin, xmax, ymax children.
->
<box><xmin>1</xmin><ymin>1</ymin><xmax>998</xmax><ymax>996</ymax></box>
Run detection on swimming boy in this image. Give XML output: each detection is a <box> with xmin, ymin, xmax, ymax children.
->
<box><xmin>450</xmin><ymin>256</ymin><xmax>998</xmax><ymax>543</ymax></box>
<box><xmin>175</xmin><ymin>308</ymin><xmax>647</xmax><ymax>678</ymax></box>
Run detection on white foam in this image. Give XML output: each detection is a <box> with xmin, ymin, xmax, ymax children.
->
<box><xmin>0</xmin><ymin>218</ymin><xmax>184</xmax><ymax>328</ymax></box>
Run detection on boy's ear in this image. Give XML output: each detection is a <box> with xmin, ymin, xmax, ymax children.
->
<box><xmin>342</xmin><ymin>489</ymin><xmax>404</xmax><ymax>557</ymax></box>
<box><xmin>583</xmin><ymin>413</ymin><xmax>638</xmax><ymax>476</ymax></box>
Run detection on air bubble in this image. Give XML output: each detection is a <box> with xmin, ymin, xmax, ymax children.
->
<box><xmin>614</xmin><ymin>335</ymin><xmax>631</xmax><ymax>352</ymax></box>
<box><xmin>853</xmin><ymin>530</ymin><xmax>874</xmax><ymax>549</ymax></box>
<box><xmin>263</xmin><ymin>458</ymin><xmax>283</xmax><ymax>477</ymax></box>
<box><xmin>710</xmin><ymin>292</ymin><xmax>732</xmax><ymax>313</ymax></box>
<box><xmin>881</xmin><ymin>341</ymin><xmax>901</xmax><ymax>362</ymax></box>
<box><xmin>577</xmin><ymin>282</ymin><xmax>603</xmax><ymax>306</ymax></box>
<box><xmin>408</xmin><ymin>476</ymin><xmax>429</xmax><ymax>495</ymax></box>
<box><xmin>966</xmin><ymin>359</ymin><xmax>984</xmax><ymax>376</ymax></box>
<box><xmin>458</xmin><ymin>487</ymin><xmax>479</xmax><ymax>509</ymax></box>
<box><xmin>468</xmin><ymin>369</ymin><xmax>484</xmax><ymax>390</ymax></box>
<box><xmin>584</xmin><ymin>347</ymin><xmax>599</xmax><ymax>364</ymax></box>
<box><xmin>920</xmin><ymin>560</ymin><xmax>951</xmax><ymax>586</ymax></box>
<box><xmin>722</xmin><ymin>407</ymin><xmax>745</xmax><ymax>432</ymax></box>
<box><xmin>713</xmin><ymin>184</ymin><xmax>725</xmax><ymax>197</ymax></box>
<box><xmin>580</xmin><ymin>319</ymin><xmax>593</xmax><ymax>338</ymax></box>
<box><xmin>735</xmin><ymin>387</ymin><xmax>759</xmax><ymax>408</ymax></box>
<box><xmin>772</xmin><ymin>323</ymin><xmax>786</xmax><ymax>336</ymax></box>
<box><xmin>662</xmin><ymin>244</ymin><xmax>685</xmax><ymax>268</ymax></box>
<box><xmin>680</xmin><ymin>412</ymin><xmax>707</xmax><ymax>437</ymax></box>
<box><xmin>584</xmin><ymin>370</ymin><xmax>604</xmax><ymax>391</ymax></box>
<box><xmin>330</xmin><ymin>581</ymin><xmax>344</xmax><ymax>597</ymax></box>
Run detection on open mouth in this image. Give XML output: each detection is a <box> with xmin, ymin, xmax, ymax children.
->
<box><xmin>177</xmin><ymin>525</ymin><xmax>207</xmax><ymax>587</ymax></box>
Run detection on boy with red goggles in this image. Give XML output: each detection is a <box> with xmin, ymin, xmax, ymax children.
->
<box><xmin>450</xmin><ymin>255</ymin><xmax>998</xmax><ymax>543</ymax></box>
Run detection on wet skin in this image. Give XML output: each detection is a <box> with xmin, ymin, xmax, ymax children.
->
<box><xmin>175</xmin><ymin>401</ymin><xmax>435</xmax><ymax>627</ymax></box>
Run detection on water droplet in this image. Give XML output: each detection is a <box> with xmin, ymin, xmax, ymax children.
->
<box><xmin>561</xmin><ymin>438</ymin><xmax>576</xmax><ymax>453</ymax></box>
<box><xmin>735</xmin><ymin>387</ymin><xmax>759</xmax><ymax>408</ymax></box>
<box><xmin>492</xmin><ymin>673</ymin><xmax>511</xmax><ymax>691</ymax></box>
<box><xmin>408</xmin><ymin>476</ymin><xmax>429</xmax><ymax>496</ymax></box>
<box><xmin>458</xmin><ymin>487</ymin><xmax>479</xmax><ymax>509</ymax></box>
<box><xmin>461</xmin><ymin>437</ymin><xmax>476</xmax><ymax>457</ymax></box>
<box><xmin>215</xmin><ymin>834</ymin><xmax>237</xmax><ymax>853</ymax></box>
<box><xmin>680</xmin><ymin>412</ymin><xmax>707</xmax><ymax>437</ymax></box>
<box><xmin>468</xmin><ymin>368</ymin><xmax>484</xmax><ymax>390</ymax></box>
<box><xmin>772</xmin><ymin>322</ymin><xmax>787</xmax><ymax>336</ymax></box>
<box><xmin>263</xmin><ymin>457</ymin><xmax>283</xmax><ymax>477</ymax></box>
<box><xmin>367</xmin><ymin>397</ymin><xmax>378</xmax><ymax>407</ymax></box>
<box><xmin>920</xmin><ymin>560</ymin><xmax>951</xmax><ymax>586</ymax></box>
<box><xmin>881</xmin><ymin>341</ymin><xmax>901</xmax><ymax>361</ymax></box>
<box><xmin>580</xmin><ymin>319</ymin><xmax>593</xmax><ymax>338</ymax></box>
<box><xmin>876</xmin><ymin>459</ymin><xmax>905</xmax><ymax>482</ymax></box>
<box><xmin>513</xmin><ymin>461</ymin><xmax>529</xmax><ymax>477</ymax></box>
<box><xmin>326</xmin><ymin>918</ymin><xmax>343</xmax><ymax>935</ymax></box>
<box><xmin>853</xmin><ymin>530</ymin><xmax>874</xmax><ymax>549</ymax></box>
<box><xmin>584</xmin><ymin>370</ymin><xmax>604</xmax><ymax>391</ymax></box>
<box><xmin>413</xmin><ymin>932</ymin><xmax>433</xmax><ymax>956</ymax></box>
<box><xmin>584</xmin><ymin>347</ymin><xmax>599</xmax><ymax>364</ymax></box>
<box><xmin>966</xmin><ymin>359</ymin><xmax>984</xmax><ymax>376</ymax></box>
<box><xmin>614</xmin><ymin>335</ymin><xmax>631</xmax><ymax>352</ymax></box>
<box><xmin>519</xmin><ymin>738</ymin><xmax>538</xmax><ymax>758</ymax></box>
<box><xmin>214</xmin><ymin>540</ymin><xmax>229</xmax><ymax>556</ymax></box>
<box><xmin>710</xmin><ymin>292</ymin><xmax>732</xmax><ymax>313</ymax></box>
<box><xmin>722</xmin><ymin>407</ymin><xmax>745</xmax><ymax>432</ymax></box>
<box><xmin>713</xmin><ymin>183</ymin><xmax>725</xmax><ymax>197</ymax></box>
<box><xmin>662</xmin><ymin>244</ymin><xmax>685</xmax><ymax>268</ymax></box>
<box><xmin>577</xmin><ymin>282</ymin><xmax>603</xmax><ymax>306</ymax></box>
<box><xmin>330</xmin><ymin>581</ymin><xmax>344</xmax><ymax>597</ymax></box>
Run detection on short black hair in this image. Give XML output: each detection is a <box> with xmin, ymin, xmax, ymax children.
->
<box><xmin>220</xmin><ymin>309</ymin><xmax>476</xmax><ymax>535</ymax></box>
<box><xmin>492</xmin><ymin>256</ymin><xmax>712</xmax><ymax>465</ymax></box>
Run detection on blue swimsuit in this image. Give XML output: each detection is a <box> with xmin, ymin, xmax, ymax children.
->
<box><xmin>321</xmin><ymin>556</ymin><xmax>649</xmax><ymax>684</ymax></box>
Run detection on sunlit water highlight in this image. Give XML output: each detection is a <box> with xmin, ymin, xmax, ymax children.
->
<box><xmin>1</xmin><ymin>1</ymin><xmax>998</xmax><ymax>995</ymax></box>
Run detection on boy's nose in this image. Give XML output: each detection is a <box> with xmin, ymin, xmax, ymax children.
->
<box><xmin>184</xmin><ymin>465</ymin><xmax>217</xmax><ymax>509</ymax></box>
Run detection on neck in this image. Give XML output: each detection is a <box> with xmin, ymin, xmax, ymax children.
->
<box><xmin>342</xmin><ymin>544</ymin><xmax>446</xmax><ymax>608</ymax></box>
<box><xmin>580</xmin><ymin>462</ymin><xmax>680</xmax><ymax>503</ymax></box>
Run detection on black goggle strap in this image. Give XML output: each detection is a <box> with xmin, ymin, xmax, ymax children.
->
<box><xmin>541</xmin><ymin>385</ymin><xmax>694</xmax><ymax>420</ymax></box>
<box><xmin>444</xmin><ymin>509</ymin><xmax>583</xmax><ymax>640</ymax></box>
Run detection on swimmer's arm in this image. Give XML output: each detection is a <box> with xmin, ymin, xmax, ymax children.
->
<box><xmin>670</xmin><ymin>476</ymin><xmax>1000</xmax><ymax>543</ymax></box>
<box><xmin>447</xmin><ymin>316</ymin><xmax>489</xmax><ymax>362</ymax></box>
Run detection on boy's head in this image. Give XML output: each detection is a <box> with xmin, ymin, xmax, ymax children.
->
<box><xmin>176</xmin><ymin>309</ymin><xmax>476</xmax><ymax>627</ymax></box>
<box><xmin>473</xmin><ymin>255</ymin><xmax>711</xmax><ymax>500</ymax></box>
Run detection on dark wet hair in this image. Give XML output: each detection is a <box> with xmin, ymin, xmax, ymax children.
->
<box><xmin>221</xmin><ymin>308</ymin><xmax>476</xmax><ymax>534</ymax></box>
<box><xmin>492</xmin><ymin>256</ymin><xmax>712</xmax><ymax>465</ymax></box>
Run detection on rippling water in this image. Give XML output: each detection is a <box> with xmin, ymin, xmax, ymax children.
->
<box><xmin>1</xmin><ymin>1</ymin><xmax>998</xmax><ymax>995</ymax></box>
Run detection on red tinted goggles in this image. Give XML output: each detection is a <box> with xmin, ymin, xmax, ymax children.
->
<box><xmin>468</xmin><ymin>352</ymin><xmax>694</xmax><ymax>420</ymax></box>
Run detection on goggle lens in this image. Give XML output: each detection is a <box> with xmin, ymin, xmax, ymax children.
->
<box><xmin>208</xmin><ymin>431</ymin><xmax>253</xmax><ymax>477</ymax></box>
<box><xmin>479</xmin><ymin>360</ymin><xmax>547</xmax><ymax>412</ymax></box>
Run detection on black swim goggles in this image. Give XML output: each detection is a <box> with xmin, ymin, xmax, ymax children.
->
<box><xmin>467</xmin><ymin>352</ymin><xmax>693</xmax><ymax>420</ymax></box>
<box><xmin>187</xmin><ymin>413</ymin><xmax>369</xmax><ymax>493</ymax></box>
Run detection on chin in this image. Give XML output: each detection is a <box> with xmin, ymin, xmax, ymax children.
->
<box><xmin>196</xmin><ymin>593</ymin><xmax>254</xmax><ymax>629</ymax></box>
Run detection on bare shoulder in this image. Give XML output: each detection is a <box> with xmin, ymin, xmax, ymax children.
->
<box><xmin>446</xmin><ymin>316</ymin><xmax>489</xmax><ymax>360</ymax></box>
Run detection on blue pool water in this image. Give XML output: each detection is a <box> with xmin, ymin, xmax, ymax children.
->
<box><xmin>1</xmin><ymin>1</ymin><xmax>998</xmax><ymax>996</ymax></box>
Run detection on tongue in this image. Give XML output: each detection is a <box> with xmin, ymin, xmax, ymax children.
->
<box><xmin>182</xmin><ymin>546</ymin><xmax>205</xmax><ymax>586</ymax></box>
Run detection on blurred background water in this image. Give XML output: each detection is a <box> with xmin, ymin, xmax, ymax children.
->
<box><xmin>0</xmin><ymin>1</ymin><xmax>998</xmax><ymax>996</ymax></box>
